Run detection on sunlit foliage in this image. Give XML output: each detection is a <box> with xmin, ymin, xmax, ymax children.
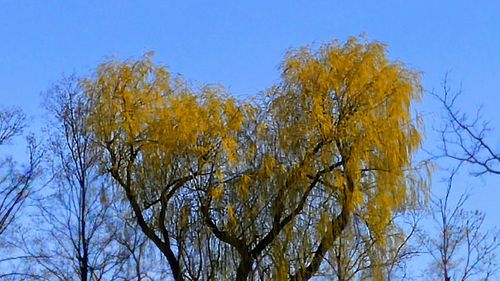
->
<box><xmin>85</xmin><ymin>37</ymin><xmax>425</xmax><ymax>280</ymax></box>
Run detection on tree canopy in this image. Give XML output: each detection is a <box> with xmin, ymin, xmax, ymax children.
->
<box><xmin>82</xmin><ymin>37</ymin><xmax>426</xmax><ymax>280</ymax></box>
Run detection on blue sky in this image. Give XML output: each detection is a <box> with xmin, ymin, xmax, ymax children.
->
<box><xmin>2</xmin><ymin>1</ymin><xmax>499</xmax><ymax>112</ymax></box>
<box><xmin>1</xmin><ymin>0</ymin><xmax>499</xmax><ymax>275</ymax></box>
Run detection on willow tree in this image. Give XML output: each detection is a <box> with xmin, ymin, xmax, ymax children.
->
<box><xmin>86</xmin><ymin>38</ymin><xmax>425</xmax><ymax>280</ymax></box>
<box><xmin>85</xmin><ymin>56</ymin><xmax>246</xmax><ymax>280</ymax></box>
<box><xmin>205</xmin><ymin>38</ymin><xmax>425</xmax><ymax>280</ymax></box>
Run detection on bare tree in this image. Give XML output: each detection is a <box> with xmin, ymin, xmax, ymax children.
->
<box><xmin>19</xmin><ymin>77</ymin><xmax>130</xmax><ymax>280</ymax></box>
<box><xmin>435</xmin><ymin>76</ymin><xmax>500</xmax><ymax>176</ymax></box>
<box><xmin>0</xmin><ymin>107</ymin><xmax>43</xmax><ymax>280</ymax></box>
<box><xmin>422</xmin><ymin>76</ymin><xmax>500</xmax><ymax>280</ymax></box>
<box><xmin>422</xmin><ymin>168</ymin><xmax>500</xmax><ymax>280</ymax></box>
<box><xmin>0</xmin><ymin>108</ymin><xmax>40</xmax><ymax>237</ymax></box>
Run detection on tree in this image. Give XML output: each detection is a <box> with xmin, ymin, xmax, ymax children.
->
<box><xmin>436</xmin><ymin>77</ymin><xmax>500</xmax><ymax>175</ymax></box>
<box><xmin>0</xmin><ymin>108</ymin><xmax>41</xmax><ymax>279</ymax></box>
<box><xmin>84</xmin><ymin>56</ymin><xmax>241</xmax><ymax>280</ymax></box>
<box><xmin>85</xmin><ymin>38</ymin><xmax>426</xmax><ymax>280</ymax></box>
<box><xmin>422</xmin><ymin>168</ymin><xmax>500</xmax><ymax>280</ymax></box>
<box><xmin>0</xmin><ymin>108</ymin><xmax>39</xmax><ymax>237</ymax></box>
<box><xmin>19</xmin><ymin>77</ymin><xmax>141</xmax><ymax>281</ymax></box>
<box><xmin>424</xmin><ymin>77</ymin><xmax>500</xmax><ymax>280</ymax></box>
<box><xmin>317</xmin><ymin>208</ymin><xmax>421</xmax><ymax>280</ymax></box>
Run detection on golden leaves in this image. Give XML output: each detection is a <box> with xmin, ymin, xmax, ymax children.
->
<box><xmin>226</xmin><ymin>205</ymin><xmax>237</xmax><ymax>229</ymax></box>
<box><xmin>274</xmin><ymin>36</ymin><xmax>424</xmax><ymax>243</ymax></box>
<box><xmin>238</xmin><ymin>174</ymin><xmax>251</xmax><ymax>200</ymax></box>
<box><xmin>211</xmin><ymin>185</ymin><xmax>224</xmax><ymax>202</ymax></box>
<box><xmin>86</xmin><ymin>38</ymin><xmax>425</xmax><ymax>278</ymax></box>
<box><xmin>86</xmin><ymin>55</ymin><xmax>248</xmax><ymax>173</ymax></box>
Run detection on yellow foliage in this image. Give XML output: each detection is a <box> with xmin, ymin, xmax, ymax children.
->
<box><xmin>273</xmin><ymin>37</ymin><xmax>423</xmax><ymax>243</ymax></box>
<box><xmin>85</xmin><ymin>37</ymin><xmax>426</xmax><ymax>279</ymax></box>
<box><xmin>211</xmin><ymin>185</ymin><xmax>224</xmax><ymax>202</ymax></box>
<box><xmin>238</xmin><ymin>174</ymin><xmax>251</xmax><ymax>200</ymax></box>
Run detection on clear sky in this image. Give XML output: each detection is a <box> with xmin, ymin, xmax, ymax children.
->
<box><xmin>1</xmin><ymin>0</ymin><xmax>499</xmax><ymax>275</ymax></box>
